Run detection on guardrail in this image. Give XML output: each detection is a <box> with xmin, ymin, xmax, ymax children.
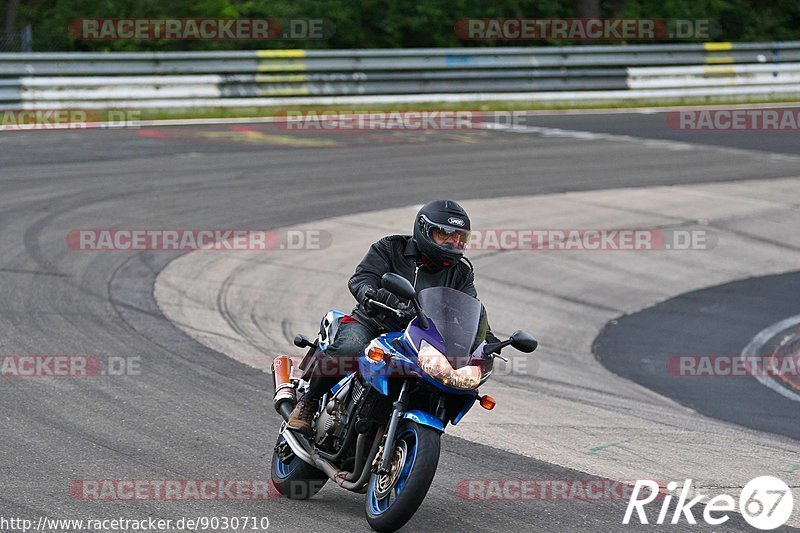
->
<box><xmin>1</xmin><ymin>41</ymin><xmax>799</xmax><ymax>109</ymax></box>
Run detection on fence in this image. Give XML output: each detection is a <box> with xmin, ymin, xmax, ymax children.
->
<box><xmin>0</xmin><ymin>26</ymin><xmax>32</xmax><ymax>53</ymax></box>
<box><xmin>0</xmin><ymin>41</ymin><xmax>799</xmax><ymax>109</ymax></box>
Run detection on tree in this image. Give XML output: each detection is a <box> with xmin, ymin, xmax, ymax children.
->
<box><xmin>573</xmin><ymin>0</ymin><xmax>601</xmax><ymax>18</ymax></box>
<box><xmin>4</xmin><ymin>0</ymin><xmax>21</xmax><ymax>33</ymax></box>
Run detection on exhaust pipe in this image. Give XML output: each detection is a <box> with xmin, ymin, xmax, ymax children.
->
<box><xmin>337</xmin><ymin>427</ymin><xmax>384</xmax><ymax>491</ymax></box>
<box><xmin>272</xmin><ymin>355</ymin><xmax>296</xmax><ymax>421</ymax></box>
<box><xmin>281</xmin><ymin>428</ymin><xmax>340</xmax><ymax>479</ymax></box>
<box><xmin>281</xmin><ymin>426</ymin><xmax>315</xmax><ymax>466</ymax></box>
<box><xmin>281</xmin><ymin>424</ymin><xmax>385</xmax><ymax>492</ymax></box>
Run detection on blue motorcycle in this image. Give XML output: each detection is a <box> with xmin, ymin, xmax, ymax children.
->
<box><xmin>271</xmin><ymin>273</ymin><xmax>537</xmax><ymax>532</ymax></box>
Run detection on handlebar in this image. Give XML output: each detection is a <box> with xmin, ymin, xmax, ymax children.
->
<box><xmin>482</xmin><ymin>342</ymin><xmax>509</xmax><ymax>361</ymax></box>
<box><xmin>364</xmin><ymin>297</ymin><xmax>414</xmax><ymax>319</ymax></box>
<box><xmin>363</xmin><ymin>286</ymin><xmax>428</xmax><ymax>329</ymax></box>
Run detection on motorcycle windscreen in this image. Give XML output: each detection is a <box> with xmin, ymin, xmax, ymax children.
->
<box><xmin>417</xmin><ymin>287</ymin><xmax>486</xmax><ymax>369</ymax></box>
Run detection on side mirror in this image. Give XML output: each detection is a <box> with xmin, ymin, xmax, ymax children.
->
<box><xmin>294</xmin><ymin>334</ymin><xmax>313</xmax><ymax>348</ymax></box>
<box><xmin>510</xmin><ymin>330</ymin><xmax>538</xmax><ymax>353</ymax></box>
<box><xmin>380</xmin><ymin>273</ymin><xmax>416</xmax><ymax>301</ymax></box>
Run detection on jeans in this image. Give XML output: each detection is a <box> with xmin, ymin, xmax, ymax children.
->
<box><xmin>302</xmin><ymin>321</ymin><xmax>377</xmax><ymax>400</ymax></box>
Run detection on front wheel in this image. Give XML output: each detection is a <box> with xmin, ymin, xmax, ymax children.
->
<box><xmin>270</xmin><ymin>433</ymin><xmax>328</xmax><ymax>499</ymax></box>
<box><xmin>365</xmin><ymin>420</ymin><xmax>441</xmax><ymax>532</ymax></box>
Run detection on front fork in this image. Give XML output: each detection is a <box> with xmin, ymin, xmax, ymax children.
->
<box><xmin>377</xmin><ymin>380</ymin><xmax>410</xmax><ymax>474</ymax></box>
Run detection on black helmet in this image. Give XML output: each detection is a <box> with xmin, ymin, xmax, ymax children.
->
<box><xmin>413</xmin><ymin>200</ymin><xmax>471</xmax><ymax>270</ymax></box>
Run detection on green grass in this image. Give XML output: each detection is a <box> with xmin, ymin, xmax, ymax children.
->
<box><xmin>82</xmin><ymin>95</ymin><xmax>800</xmax><ymax>122</ymax></box>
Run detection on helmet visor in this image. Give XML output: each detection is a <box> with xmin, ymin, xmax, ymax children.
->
<box><xmin>421</xmin><ymin>215</ymin><xmax>470</xmax><ymax>252</ymax></box>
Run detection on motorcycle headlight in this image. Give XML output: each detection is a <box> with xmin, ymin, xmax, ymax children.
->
<box><xmin>417</xmin><ymin>340</ymin><xmax>482</xmax><ymax>390</ymax></box>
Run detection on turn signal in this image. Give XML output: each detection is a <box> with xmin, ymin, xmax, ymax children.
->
<box><xmin>479</xmin><ymin>395</ymin><xmax>496</xmax><ymax>410</ymax></box>
<box><xmin>367</xmin><ymin>347</ymin><xmax>386</xmax><ymax>363</ymax></box>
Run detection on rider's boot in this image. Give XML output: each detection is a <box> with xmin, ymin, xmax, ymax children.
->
<box><xmin>287</xmin><ymin>399</ymin><xmax>316</xmax><ymax>435</ymax></box>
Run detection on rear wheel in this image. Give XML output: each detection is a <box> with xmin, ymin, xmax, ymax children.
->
<box><xmin>365</xmin><ymin>420</ymin><xmax>441</xmax><ymax>532</ymax></box>
<box><xmin>270</xmin><ymin>433</ymin><xmax>328</xmax><ymax>499</ymax></box>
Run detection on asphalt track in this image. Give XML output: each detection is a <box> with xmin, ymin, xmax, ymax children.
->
<box><xmin>0</xmin><ymin>111</ymin><xmax>798</xmax><ymax>532</ymax></box>
<box><xmin>595</xmin><ymin>271</ymin><xmax>800</xmax><ymax>440</ymax></box>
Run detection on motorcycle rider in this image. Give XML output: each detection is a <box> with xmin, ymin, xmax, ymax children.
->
<box><xmin>287</xmin><ymin>199</ymin><xmax>500</xmax><ymax>434</ymax></box>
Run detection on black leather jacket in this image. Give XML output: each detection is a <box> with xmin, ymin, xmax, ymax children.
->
<box><xmin>348</xmin><ymin>235</ymin><xmax>499</xmax><ymax>343</ymax></box>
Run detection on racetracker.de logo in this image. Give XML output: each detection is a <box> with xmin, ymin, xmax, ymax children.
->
<box><xmin>66</xmin><ymin>229</ymin><xmax>330</xmax><ymax>252</ymax></box>
<box><xmin>667</xmin><ymin>108</ymin><xmax>800</xmax><ymax>131</ymax></box>
<box><xmin>467</xmin><ymin>229</ymin><xmax>716</xmax><ymax>251</ymax></box>
<box><xmin>456</xmin><ymin>479</ymin><xmax>659</xmax><ymax>501</ymax></box>
<box><xmin>667</xmin><ymin>354</ymin><xmax>800</xmax><ymax>379</ymax></box>
<box><xmin>0</xmin><ymin>109</ymin><xmax>141</xmax><ymax>131</ymax></box>
<box><xmin>0</xmin><ymin>355</ymin><xmax>140</xmax><ymax>377</ymax></box>
<box><xmin>275</xmin><ymin>110</ymin><xmax>528</xmax><ymax>131</ymax></box>
<box><xmin>0</xmin><ymin>110</ymin><xmax>140</xmax><ymax>130</ymax></box>
<box><xmin>69</xmin><ymin>479</ymin><xmax>278</xmax><ymax>501</ymax></box>
<box><xmin>281</xmin><ymin>353</ymin><xmax>530</xmax><ymax>379</ymax></box>
<box><xmin>454</xmin><ymin>18</ymin><xmax>711</xmax><ymax>41</ymax></box>
<box><xmin>68</xmin><ymin>18</ymin><xmax>333</xmax><ymax>40</ymax></box>
<box><xmin>0</xmin><ymin>110</ymin><xmax>97</xmax><ymax>129</ymax></box>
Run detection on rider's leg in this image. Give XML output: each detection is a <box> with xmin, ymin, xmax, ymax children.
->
<box><xmin>287</xmin><ymin>321</ymin><xmax>377</xmax><ymax>433</ymax></box>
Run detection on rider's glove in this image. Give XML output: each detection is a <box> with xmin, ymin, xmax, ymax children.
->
<box><xmin>358</xmin><ymin>286</ymin><xmax>377</xmax><ymax>306</ymax></box>
<box><xmin>374</xmin><ymin>288</ymin><xmax>401</xmax><ymax>309</ymax></box>
<box><xmin>364</xmin><ymin>288</ymin><xmax>401</xmax><ymax>317</ymax></box>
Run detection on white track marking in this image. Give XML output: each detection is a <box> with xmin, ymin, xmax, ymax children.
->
<box><xmin>481</xmin><ymin>122</ymin><xmax>800</xmax><ymax>162</ymax></box>
<box><xmin>741</xmin><ymin>314</ymin><xmax>800</xmax><ymax>403</ymax></box>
